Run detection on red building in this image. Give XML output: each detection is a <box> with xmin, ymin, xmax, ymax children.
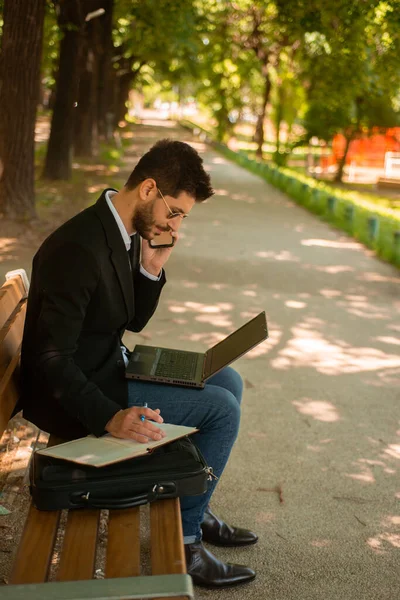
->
<box><xmin>331</xmin><ymin>128</ymin><xmax>400</xmax><ymax>168</ymax></box>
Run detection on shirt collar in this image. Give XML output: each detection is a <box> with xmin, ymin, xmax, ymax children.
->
<box><xmin>105</xmin><ymin>189</ymin><xmax>135</xmax><ymax>251</ymax></box>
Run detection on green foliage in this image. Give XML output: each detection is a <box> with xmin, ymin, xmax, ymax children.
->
<box><xmin>112</xmin><ymin>0</ymin><xmax>200</xmax><ymax>83</ymax></box>
<box><xmin>302</xmin><ymin>1</ymin><xmax>400</xmax><ymax>142</ymax></box>
<box><xmin>24</xmin><ymin>0</ymin><xmax>400</xmax><ymax>192</ymax></box>
<box><xmin>183</xmin><ymin>1</ymin><xmax>249</xmax><ymax>141</ymax></box>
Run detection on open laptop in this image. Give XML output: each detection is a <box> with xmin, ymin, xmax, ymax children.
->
<box><xmin>125</xmin><ymin>311</ymin><xmax>268</xmax><ymax>388</ymax></box>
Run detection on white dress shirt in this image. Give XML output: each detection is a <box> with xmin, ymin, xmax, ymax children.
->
<box><xmin>105</xmin><ymin>189</ymin><xmax>161</xmax><ymax>281</ymax></box>
<box><xmin>105</xmin><ymin>189</ymin><xmax>162</xmax><ymax>365</ymax></box>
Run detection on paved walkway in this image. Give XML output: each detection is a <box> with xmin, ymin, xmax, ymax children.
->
<box><xmin>2</xmin><ymin>121</ymin><xmax>400</xmax><ymax>599</ymax></box>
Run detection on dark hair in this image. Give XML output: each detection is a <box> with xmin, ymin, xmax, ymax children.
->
<box><xmin>125</xmin><ymin>139</ymin><xmax>214</xmax><ymax>202</ymax></box>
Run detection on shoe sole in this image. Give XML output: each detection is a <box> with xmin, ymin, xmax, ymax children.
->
<box><xmin>192</xmin><ymin>573</ymin><xmax>256</xmax><ymax>588</ymax></box>
<box><xmin>202</xmin><ymin>538</ymin><xmax>259</xmax><ymax>547</ymax></box>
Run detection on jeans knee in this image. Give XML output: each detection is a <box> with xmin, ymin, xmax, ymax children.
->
<box><xmin>213</xmin><ymin>366</ymin><xmax>243</xmax><ymax>405</ymax></box>
<box><xmin>228</xmin><ymin>367</ymin><xmax>244</xmax><ymax>403</ymax></box>
<box><xmin>218</xmin><ymin>390</ymin><xmax>241</xmax><ymax>438</ymax></box>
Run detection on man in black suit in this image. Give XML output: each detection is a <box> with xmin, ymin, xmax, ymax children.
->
<box><xmin>21</xmin><ymin>139</ymin><xmax>257</xmax><ymax>587</ymax></box>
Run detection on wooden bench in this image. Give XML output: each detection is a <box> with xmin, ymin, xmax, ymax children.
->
<box><xmin>0</xmin><ymin>270</ymin><xmax>193</xmax><ymax>600</ymax></box>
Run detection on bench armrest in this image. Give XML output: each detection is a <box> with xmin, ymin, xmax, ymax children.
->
<box><xmin>5</xmin><ymin>269</ymin><xmax>30</xmax><ymax>293</ymax></box>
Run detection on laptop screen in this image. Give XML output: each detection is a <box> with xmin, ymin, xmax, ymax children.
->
<box><xmin>203</xmin><ymin>312</ymin><xmax>268</xmax><ymax>379</ymax></box>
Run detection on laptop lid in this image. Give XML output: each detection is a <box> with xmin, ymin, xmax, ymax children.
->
<box><xmin>202</xmin><ymin>312</ymin><xmax>268</xmax><ymax>380</ymax></box>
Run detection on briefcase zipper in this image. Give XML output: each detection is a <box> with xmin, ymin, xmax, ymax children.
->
<box><xmin>206</xmin><ymin>467</ymin><xmax>218</xmax><ymax>480</ymax></box>
<box><xmin>39</xmin><ymin>464</ymin><xmax>210</xmax><ymax>493</ymax></box>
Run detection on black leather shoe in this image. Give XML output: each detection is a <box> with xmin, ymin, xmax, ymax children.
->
<box><xmin>185</xmin><ymin>541</ymin><xmax>256</xmax><ymax>588</ymax></box>
<box><xmin>201</xmin><ymin>507</ymin><xmax>258</xmax><ymax>546</ymax></box>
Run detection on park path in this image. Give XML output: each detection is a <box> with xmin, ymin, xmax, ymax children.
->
<box><xmin>127</xmin><ymin>121</ymin><xmax>399</xmax><ymax>600</ymax></box>
<box><xmin>1</xmin><ymin>120</ymin><xmax>400</xmax><ymax>598</ymax></box>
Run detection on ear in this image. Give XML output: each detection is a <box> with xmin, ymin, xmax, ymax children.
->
<box><xmin>139</xmin><ymin>178</ymin><xmax>157</xmax><ymax>201</ymax></box>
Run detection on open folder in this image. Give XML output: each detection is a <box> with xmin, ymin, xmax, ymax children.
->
<box><xmin>37</xmin><ymin>423</ymin><xmax>198</xmax><ymax>467</ymax></box>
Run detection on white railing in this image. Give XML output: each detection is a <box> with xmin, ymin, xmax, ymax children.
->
<box><xmin>384</xmin><ymin>152</ymin><xmax>400</xmax><ymax>179</ymax></box>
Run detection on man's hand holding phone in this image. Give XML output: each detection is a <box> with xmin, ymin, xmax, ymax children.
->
<box><xmin>141</xmin><ymin>231</ymin><xmax>178</xmax><ymax>276</ymax></box>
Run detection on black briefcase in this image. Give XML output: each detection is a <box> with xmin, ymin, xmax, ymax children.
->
<box><xmin>30</xmin><ymin>436</ymin><xmax>212</xmax><ymax>511</ymax></box>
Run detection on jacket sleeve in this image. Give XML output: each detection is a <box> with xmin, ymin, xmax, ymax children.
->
<box><xmin>33</xmin><ymin>242</ymin><xmax>122</xmax><ymax>436</ymax></box>
<box><xmin>126</xmin><ymin>268</ymin><xmax>166</xmax><ymax>332</ymax></box>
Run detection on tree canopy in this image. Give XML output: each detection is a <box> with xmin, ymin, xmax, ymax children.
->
<box><xmin>0</xmin><ymin>0</ymin><xmax>399</xmax><ymax>216</ymax></box>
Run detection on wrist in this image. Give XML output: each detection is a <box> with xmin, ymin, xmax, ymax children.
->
<box><xmin>141</xmin><ymin>262</ymin><xmax>161</xmax><ymax>277</ymax></box>
<box><xmin>105</xmin><ymin>410</ymin><xmax>121</xmax><ymax>433</ymax></box>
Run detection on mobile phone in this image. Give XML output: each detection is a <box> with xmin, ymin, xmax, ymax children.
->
<box><xmin>149</xmin><ymin>231</ymin><xmax>175</xmax><ymax>248</ymax></box>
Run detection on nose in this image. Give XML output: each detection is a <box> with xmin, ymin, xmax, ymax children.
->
<box><xmin>168</xmin><ymin>218</ymin><xmax>182</xmax><ymax>232</ymax></box>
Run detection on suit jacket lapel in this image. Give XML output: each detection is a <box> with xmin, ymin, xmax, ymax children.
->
<box><xmin>94</xmin><ymin>191</ymin><xmax>135</xmax><ymax>323</ymax></box>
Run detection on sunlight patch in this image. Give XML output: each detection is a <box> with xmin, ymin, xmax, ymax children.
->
<box><xmin>293</xmin><ymin>399</ymin><xmax>339</xmax><ymax>422</ymax></box>
<box><xmin>0</xmin><ymin>237</ymin><xmax>18</xmax><ymax>250</ymax></box>
<box><xmin>316</xmin><ymin>265</ymin><xmax>354</xmax><ymax>274</ymax></box>
<box><xmin>255</xmin><ymin>250</ymin><xmax>300</xmax><ymax>262</ymax></box>
<box><xmin>311</xmin><ymin>539</ymin><xmax>331</xmax><ymax>547</ymax></box>
<box><xmin>271</xmin><ymin>322</ymin><xmax>400</xmax><ymax>374</ymax></box>
<box><xmin>301</xmin><ymin>238</ymin><xmax>362</xmax><ymax>250</ymax></box>
<box><xmin>285</xmin><ymin>300</ymin><xmax>306</xmax><ymax>309</ymax></box>
<box><xmin>195</xmin><ymin>314</ymin><xmax>233</xmax><ymax>328</ymax></box>
<box><xmin>384</xmin><ymin>444</ymin><xmax>400</xmax><ymax>460</ymax></box>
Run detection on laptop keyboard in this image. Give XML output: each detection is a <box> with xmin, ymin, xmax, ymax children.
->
<box><xmin>154</xmin><ymin>350</ymin><xmax>198</xmax><ymax>380</ymax></box>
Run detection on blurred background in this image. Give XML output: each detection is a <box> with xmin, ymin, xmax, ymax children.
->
<box><xmin>1</xmin><ymin>4</ymin><xmax>399</xmax><ymax>594</ymax></box>
<box><xmin>0</xmin><ymin>0</ymin><xmax>399</xmax><ymax>220</ymax></box>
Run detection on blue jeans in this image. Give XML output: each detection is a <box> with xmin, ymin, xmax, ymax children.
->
<box><xmin>127</xmin><ymin>366</ymin><xmax>243</xmax><ymax>543</ymax></box>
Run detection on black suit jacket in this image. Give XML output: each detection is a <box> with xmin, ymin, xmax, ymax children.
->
<box><xmin>20</xmin><ymin>190</ymin><xmax>166</xmax><ymax>439</ymax></box>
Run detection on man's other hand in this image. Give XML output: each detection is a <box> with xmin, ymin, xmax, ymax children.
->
<box><xmin>105</xmin><ymin>406</ymin><xmax>166</xmax><ymax>443</ymax></box>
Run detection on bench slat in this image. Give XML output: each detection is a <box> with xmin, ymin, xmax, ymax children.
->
<box><xmin>150</xmin><ymin>498</ymin><xmax>186</xmax><ymax>575</ymax></box>
<box><xmin>106</xmin><ymin>508</ymin><xmax>141</xmax><ymax>578</ymax></box>
<box><xmin>0</xmin><ymin>297</ymin><xmax>27</xmax><ymax>346</ymax></box>
<box><xmin>0</xmin><ymin>376</ymin><xmax>19</xmax><ymax>437</ymax></box>
<box><xmin>57</xmin><ymin>509</ymin><xmax>100</xmax><ymax>581</ymax></box>
<box><xmin>0</xmin><ymin>277</ymin><xmax>26</xmax><ymax>329</ymax></box>
<box><xmin>0</xmin><ymin>297</ymin><xmax>27</xmax><ymax>437</ymax></box>
<box><xmin>9</xmin><ymin>505</ymin><xmax>61</xmax><ymax>584</ymax></box>
<box><xmin>0</xmin><ymin>342</ymin><xmax>21</xmax><ymax>399</ymax></box>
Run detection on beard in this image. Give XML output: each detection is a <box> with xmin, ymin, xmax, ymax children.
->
<box><xmin>131</xmin><ymin>200</ymin><xmax>155</xmax><ymax>239</ymax></box>
<box><xmin>132</xmin><ymin>199</ymin><xmax>170</xmax><ymax>240</ymax></box>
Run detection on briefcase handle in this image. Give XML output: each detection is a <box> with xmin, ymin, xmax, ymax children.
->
<box><xmin>74</xmin><ymin>482</ymin><xmax>177</xmax><ymax>510</ymax></box>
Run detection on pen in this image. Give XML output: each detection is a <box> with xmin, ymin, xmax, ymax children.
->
<box><xmin>140</xmin><ymin>402</ymin><xmax>148</xmax><ymax>422</ymax></box>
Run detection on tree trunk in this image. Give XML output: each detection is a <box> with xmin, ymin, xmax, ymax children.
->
<box><xmin>43</xmin><ymin>0</ymin><xmax>84</xmax><ymax>179</ymax></box>
<box><xmin>74</xmin><ymin>2</ymin><xmax>107</xmax><ymax>157</ymax></box>
<box><xmin>74</xmin><ymin>44</ymin><xmax>99</xmax><ymax>157</ymax></box>
<box><xmin>274</xmin><ymin>82</ymin><xmax>284</xmax><ymax>161</ymax></box>
<box><xmin>216</xmin><ymin>93</ymin><xmax>230</xmax><ymax>143</ymax></box>
<box><xmin>115</xmin><ymin>70</ymin><xmax>135</xmax><ymax>126</ymax></box>
<box><xmin>97</xmin><ymin>0</ymin><xmax>114</xmax><ymax>140</ymax></box>
<box><xmin>334</xmin><ymin>134</ymin><xmax>352</xmax><ymax>183</ymax></box>
<box><xmin>275</xmin><ymin>107</ymin><xmax>282</xmax><ymax>155</ymax></box>
<box><xmin>115</xmin><ymin>63</ymin><xmax>144</xmax><ymax>127</ymax></box>
<box><xmin>254</xmin><ymin>68</ymin><xmax>272</xmax><ymax>158</ymax></box>
<box><xmin>47</xmin><ymin>85</ymin><xmax>57</xmax><ymax>110</ymax></box>
<box><xmin>0</xmin><ymin>0</ymin><xmax>45</xmax><ymax>218</ymax></box>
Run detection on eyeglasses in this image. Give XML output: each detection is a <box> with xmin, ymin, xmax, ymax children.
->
<box><xmin>157</xmin><ymin>187</ymin><xmax>188</xmax><ymax>220</ymax></box>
